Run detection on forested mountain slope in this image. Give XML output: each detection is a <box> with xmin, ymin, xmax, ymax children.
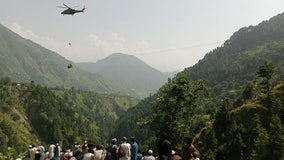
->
<box><xmin>77</xmin><ymin>53</ymin><xmax>172</xmax><ymax>97</ymax></box>
<box><xmin>184</xmin><ymin>12</ymin><xmax>284</xmax><ymax>98</ymax></box>
<box><xmin>0</xmin><ymin>77</ymin><xmax>139</xmax><ymax>157</ymax></box>
<box><xmin>0</xmin><ymin>24</ymin><xmax>137</xmax><ymax>96</ymax></box>
<box><xmin>111</xmin><ymin>11</ymin><xmax>284</xmax><ymax>158</ymax></box>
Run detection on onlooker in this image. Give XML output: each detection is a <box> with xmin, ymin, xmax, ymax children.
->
<box><xmin>142</xmin><ymin>150</ymin><xmax>155</xmax><ymax>160</ymax></box>
<box><xmin>30</xmin><ymin>145</ymin><xmax>38</xmax><ymax>160</ymax></box>
<box><xmin>182</xmin><ymin>137</ymin><xmax>196</xmax><ymax>160</ymax></box>
<box><xmin>137</xmin><ymin>150</ymin><xmax>142</xmax><ymax>160</ymax></box>
<box><xmin>104</xmin><ymin>146</ymin><xmax>112</xmax><ymax>160</ymax></box>
<box><xmin>171</xmin><ymin>150</ymin><xmax>182</xmax><ymax>160</ymax></box>
<box><xmin>53</xmin><ymin>143</ymin><xmax>62</xmax><ymax>160</ymax></box>
<box><xmin>191</xmin><ymin>151</ymin><xmax>200</xmax><ymax>160</ymax></box>
<box><xmin>94</xmin><ymin>145</ymin><xmax>104</xmax><ymax>160</ymax></box>
<box><xmin>82</xmin><ymin>148</ymin><xmax>95</xmax><ymax>160</ymax></box>
<box><xmin>35</xmin><ymin>149</ymin><xmax>41</xmax><ymax>160</ymax></box>
<box><xmin>130</xmin><ymin>137</ymin><xmax>138</xmax><ymax>160</ymax></box>
<box><xmin>110</xmin><ymin>138</ymin><xmax>118</xmax><ymax>160</ymax></box>
<box><xmin>118</xmin><ymin>137</ymin><xmax>131</xmax><ymax>160</ymax></box>
<box><xmin>38</xmin><ymin>144</ymin><xmax>46</xmax><ymax>160</ymax></box>
<box><xmin>48</xmin><ymin>143</ymin><xmax>56</xmax><ymax>160</ymax></box>
<box><xmin>74</xmin><ymin>148</ymin><xmax>84</xmax><ymax>160</ymax></box>
<box><xmin>157</xmin><ymin>133</ymin><xmax>172</xmax><ymax>160</ymax></box>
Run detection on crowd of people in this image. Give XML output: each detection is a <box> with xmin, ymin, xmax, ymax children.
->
<box><xmin>22</xmin><ymin>136</ymin><xmax>200</xmax><ymax>160</ymax></box>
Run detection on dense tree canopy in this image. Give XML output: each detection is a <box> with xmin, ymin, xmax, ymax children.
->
<box><xmin>149</xmin><ymin>73</ymin><xmax>209</xmax><ymax>148</ymax></box>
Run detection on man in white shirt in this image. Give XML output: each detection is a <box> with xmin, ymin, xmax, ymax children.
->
<box><xmin>118</xmin><ymin>137</ymin><xmax>131</xmax><ymax>160</ymax></box>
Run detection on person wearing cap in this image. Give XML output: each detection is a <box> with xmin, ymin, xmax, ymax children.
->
<box><xmin>53</xmin><ymin>143</ymin><xmax>62</xmax><ymax>160</ymax></box>
<box><xmin>171</xmin><ymin>150</ymin><xmax>182</xmax><ymax>160</ymax></box>
<box><xmin>26</xmin><ymin>145</ymin><xmax>33</xmax><ymax>160</ymax></box>
<box><xmin>48</xmin><ymin>143</ymin><xmax>56</xmax><ymax>160</ymax></box>
<box><xmin>110</xmin><ymin>138</ymin><xmax>118</xmax><ymax>160</ymax></box>
<box><xmin>142</xmin><ymin>150</ymin><xmax>155</xmax><ymax>160</ymax></box>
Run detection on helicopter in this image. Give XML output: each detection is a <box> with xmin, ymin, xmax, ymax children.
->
<box><xmin>57</xmin><ymin>4</ymin><xmax>86</xmax><ymax>15</ymax></box>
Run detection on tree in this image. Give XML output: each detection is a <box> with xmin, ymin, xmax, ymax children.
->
<box><xmin>250</xmin><ymin>114</ymin><xmax>269</xmax><ymax>160</ymax></box>
<box><xmin>213</xmin><ymin>99</ymin><xmax>231</xmax><ymax>144</ymax></box>
<box><xmin>195</xmin><ymin>123</ymin><xmax>217</xmax><ymax>160</ymax></box>
<box><xmin>267</xmin><ymin>114</ymin><xmax>284</xmax><ymax>158</ymax></box>
<box><xmin>256</xmin><ymin>61</ymin><xmax>275</xmax><ymax>104</ymax></box>
<box><xmin>150</xmin><ymin>73</ymin><xmax>209</xmax><ymax>147</ymax></box>
<box><xmin>271</xmin><ymin>83</ymin><xmax>284</xmax><ymax>121</ymax></box>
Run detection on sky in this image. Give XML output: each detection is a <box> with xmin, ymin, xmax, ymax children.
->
<box><xmin>1</xmin><ymin>0</ymin><xmax>284</xmax><ymax>72</ymax></box>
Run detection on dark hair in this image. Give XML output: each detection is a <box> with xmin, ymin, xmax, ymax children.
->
<box><xmin>186</xmin><ymin>137</ymin><xmax>193</xmax><ymax>144</ymax></box>
<box><xmin>160</xmin><ymin>140</ymin><xmax>172</xmax><ymax>156</ymax></box>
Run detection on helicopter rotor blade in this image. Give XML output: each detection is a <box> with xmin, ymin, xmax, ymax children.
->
<box><xmin>63</xmin><ymin>3</ymin><xmax>70</xmax><ymax>8</ymax></box>
<box><xmin>56</xmin><ymin>6</ymin><xmax>67</xmax><ymax>8</ymax></box>
<box><xmin>71</xmin><ymin>5</ymin><xmax>80</xmax><ymax>8</ymax></box>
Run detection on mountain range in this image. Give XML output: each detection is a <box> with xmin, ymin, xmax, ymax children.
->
<box><xmin>0</xmin><ymin>24</ymin><xmax>173</xmax><ymax>98</ymax></box>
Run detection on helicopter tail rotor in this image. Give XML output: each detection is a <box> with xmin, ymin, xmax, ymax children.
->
<box><xmin>82</xmin><ymin>7</ymin><xmax>86</xmax><ymax>12</ymax></box>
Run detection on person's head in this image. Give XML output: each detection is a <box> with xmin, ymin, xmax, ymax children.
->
<box><xmin>160</xmin><ymin>140</ymin><xmax>172</xmax><ymax>157</ymax></box>
<box><xmin>130</xmin><ymin>137</ymin><xmax>135</xmax><ymax>143</ymax></box>
<box><xmin>186</xmin><ymin>137</ymin><xmax>193</xmax><ymax>145</ymax></box>
<box><xmin>112</xmin><ymin>138</ymin><xmax>117</xmax><ymax>144</ymax></box>
<box><xmin>122</xmin><ymin>137</ymin><xmax>127</xmax><ymax>143</ymax></box>
<box><xmin>96</xmin><ymin>145</ymin><xmax>102</xmax><ymax>150</ymax></box>
<box><xmin>192</xmin><ymin>151</ymin><xmax>199</xmax><ymax>158</ymax></box>
<box><xmin>148</xmin><ymin>150</ymin><xmax>153</xmax><ymax>155</ymax></box>
<box><xmin>88</xmin><ymin>148</ymin><xmax>93</xmax><ymax>153</ymax></box>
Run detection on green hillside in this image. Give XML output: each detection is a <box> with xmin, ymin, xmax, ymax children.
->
<box><xmin>111</xmin><ymin>11</ymin><xmax>284</xmax><ymax>158</ymax></box>
<box><xmin>184</xmin><ymin>12</ymin><xmax>284</xmax><ymax>99</ymax></box>
<box><xmin>0</xmin><ymin>24</ymin><xmax>137</xmax><ymax>96</ymax></box>
<box><xmin>0</xmin><ymin>77</ymin><xmax>139</xmax><ymax>158</ymax></box>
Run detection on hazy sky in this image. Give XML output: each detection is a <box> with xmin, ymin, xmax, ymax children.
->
<box><xmin>1</xmin><ymin>0</ymin><xmax>284</xmax><ymax>72</ymax></box>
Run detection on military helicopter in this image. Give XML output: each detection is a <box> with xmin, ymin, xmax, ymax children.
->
<box><xmin>57</xmin><ymin>4</ymin><xmax>86</xmax><ymax>15</ymax></box>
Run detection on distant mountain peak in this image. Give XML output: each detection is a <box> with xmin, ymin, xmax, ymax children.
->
<box><xmin>77</xmin><ymin>52</ymin><xmax>172</xmax><ymax>97</ymax></box>
<box><xmin>100</xmin><ymin>53</ymin><xmax>147</xmax><ymax>65</ymax></box>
